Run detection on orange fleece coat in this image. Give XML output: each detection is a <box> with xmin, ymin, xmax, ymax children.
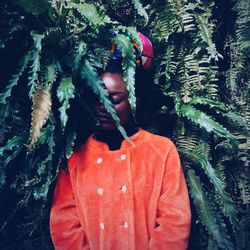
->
<box><xmin>50</xmin><ymin>128</ymin><xmax>191</xmax><ymax>250</ymax></box>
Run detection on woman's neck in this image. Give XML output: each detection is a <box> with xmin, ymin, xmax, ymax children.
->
<box><xmin>95</xmin><ymin>120</ymin><xmax>138</xmax><ymax>150</ymax></box>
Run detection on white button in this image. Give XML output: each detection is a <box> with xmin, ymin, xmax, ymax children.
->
<box><xmin>121</xmin><ymin>185</ymin><xmax>127</xmax><ymax>193</ymax></box>
<box><xmin>121</xmin><ymin>154</ymin><xmax>126</xmax><ymax>160</ymax></box>
<box><xmin>97</xmin><ymin>188</ymin><xmax>104</xmax><ymax>195</ymax></box>
<box><xmin>100</xmin><ymin>222</ymin><xmax>105</xmax><ymax>230</ymax></box>
<box><xmin>97</xmin><ymin>157</ymin><xmax>103</xmax><ymax>164</ymax></box>
<box><xmin>123</xmin><ymin>222</ymin><xmax>128</xmax><ymax>229</ymax></box>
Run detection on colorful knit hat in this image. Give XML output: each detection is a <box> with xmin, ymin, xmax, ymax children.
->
<box><xmin>111</xmin><ymin>31</ymin><xmax>153</xmax><ymax>70</ymax></box>
<box><xmin>138</xmin><ymin>32</ymin><xmax>153</xmax><ymax>69</ymax></box>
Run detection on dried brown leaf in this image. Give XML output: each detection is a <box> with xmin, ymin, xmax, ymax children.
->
<box><xmin>28</xmin><ymin>88</ymin><xmax>52</xmax><ymax>151</ymax></box>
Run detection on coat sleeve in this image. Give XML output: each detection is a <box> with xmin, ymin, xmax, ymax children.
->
<box><xmin>50</xmin><ymin>155</ymin><xmax>90</xmax><ymax>250</ymax></box>
<box><xmin>149</xmin><ymin>142</ymin><xmax>191</xmax><ymax>250</ymax></box>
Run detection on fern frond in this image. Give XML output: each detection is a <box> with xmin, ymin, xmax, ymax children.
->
<box><xmin>0</xmin><ymin>52</ymin><xmax>30</xmax><ymax>105</ymax></box>
<box><xmin>177</xmin><ymin>124</ymin><xmax>211</xmax><ymax>159</ymax></box>
<box><xmin>41</xmin><ymin>63</ymin><xmax>57</xmax><ymax>88</ymax></box>
<box><xmin>57</xmin><ymin>77</ymin><xmax>75</xmax><ymax>131</ymax></box>
<box><xmin>202</xmin><ymin>64</ymin><xmax>219</xmax><ymax>99</ymax></box>
<box><xmin>177</xmin><ymin>49</ymin><xmax>219</xmax><ymax>102</ymax></box>
<box><xmin>10</xmin><ymin>0</ymin><xmax>52</xmax><ymax>14</ymax></box>
<box><xmin>36</xmin><ymin>129</ymin><xmax>54</xmax><ymax>178</ymax></box>
<box><xmin>186</xmin><ymin>169</ymin><xmax>224</xmax><ymax>248</ymax></box>
<box><xmin>180</xmin><ymin>105</ymin><xmax>238</xmax><ymax>149</ymax></box>
<box><xmin>190</xmin><ymin>97</ymin><xmax>227</xmax><ymax>111</ymax></box>
<box><xmin>65</xmin><ymin>130</ymin><xmax>76</xmax><ymax>159</ymax></box>
<box><xmin>155</xmin><ymin>45</ymin><xmax>177</xmax><ymax>90</ymax></box>
<box><xmin>212</xmin><ymin>201</ymin><xmax>235</xmax><ymax>250</ymax></box>
<box><xmin>92</xmin><ymin>48</ymin><xmax>113</xmax><ymax>70</ymax></box>
<box><xmin>113</xmin><ymin>34</ymin><xmax>137</xmax><ymax>115</ymax></box>
<box><xmin>73</xmin><ymin>41</ymin><xmax>87</xmax><ymax>75</ymax></box>
<box><xmin>168</xmin><ymin>0</ymin><xmax>196</xmax><ymax>32</ymax></box>
<box><xmin>132</xmin><ymin>0</ymin><xmax>148</xmax><ymax>24</ymax></box>
<box><xmin>204</xmin><ymin>83</ymin><xmax>219</xmax><ymax>99</ymax></box>
<box><xmin>28</xmin><ymin>32</ymin><xmax>44</xmax><ymax>99</ymax></box>
<box><xmin>3</xmin><ymin>147</ymin><xmax>24</xmax><ymax>175</ymax></box>
<box><xmin>237</xmin><ymin>170</ymin><xmax>250</xmax><ymax>204</ymax></box>
<box><xmin>176</xmin><ymin>123</ymin><xmax>200</xmax><ymax>151</ymax></box>
<box><xmin>184</xmin><ymin>54</ymin><xmax>206</xmax><ymax>91</ymax></box>
<box><xmin>225</xmin><ymin>111</ymin><xmax>247</xmax><ymax>129</ymax></box>
<box><xmin>239</xmin><ymin>103</ymin><xmax>250</xmax><ymax>167</ymax></box>
<box><xmin>149</xmin><ymin>3</ymin><xmax>179</xmax><ymax>42</ymax></box>
<box><xmin>189</xmin><ymin>97</ymin><xmax>247</xmax><ymax>133</ymax></box>
<box><xmin>232</xmin><ymin>0</ymin><xmax>250</xmax><ymax>50</ymax></box>
<box><xmin>0</xmin><ymin>135</ymin><xmax>26</xmax><ymax>157</ymax></box>
<box><xmin>184</xmin><ymin>151</ymin><xmax>239</xmax><ymax>237</ymax></box>
<box><xmin>79</xmin><ymin>60</ymin><xmax>134</xmax><ymax>145</ymax></box>
<box><xmin>177</xmin><ymin>51</ymin><xmax>192</xmax><ymax>103</ymax></box>
<box><xmin>68</xmin><ymin>2</ymin><xmax>111</xmax><ymax>28</ymax></box>
<box><xmin>193</xmin><ymin>12</ymin><xmax>221</xmax><ymax>61</ymax></box>
<box><xmin>34</xmin><ymin>123</ymin><xmax>55</xmax><ymax>200</ymax></box>
<box><xmin>28</xmin><ymin>87</ymin><xmax>52</xmax><ymax>151</ymax></box>
<box><xmin>225</xmin><ymin>39</ymin><xmax>244</xmax><ymax>99</ymax></box>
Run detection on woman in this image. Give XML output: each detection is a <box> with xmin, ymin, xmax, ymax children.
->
<box><xmin>50</xmin><ymin>34</ymin><xmax>191</xmax><ymax>250</ymax></box>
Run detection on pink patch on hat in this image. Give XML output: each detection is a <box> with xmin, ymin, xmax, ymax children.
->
<box><xmin>138</xmin><ymin>32</ymin><xmax>153</xmax><ymax>69</ymax></box>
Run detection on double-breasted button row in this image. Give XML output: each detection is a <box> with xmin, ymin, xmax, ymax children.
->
<box><xmin>97</xmin><ymin>185</ymin><xmax>127</xmax><ymax>195</ymax></box>
<box><xmin>96</xmin><ymin>155</ymin><xmax>128</xmax><ymax>231</ymax></box>
<box><xmin>99</xmin><ymin>222</ymin><xmax>129</xmax><ymax>230</ymax></box>
<box><xmin>96</xmin><ymin>154</ymin><xmax>127</xmax><ymax>165</ymax></box>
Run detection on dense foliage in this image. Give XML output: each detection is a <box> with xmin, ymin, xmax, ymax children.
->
<box><xmin>0</xmin><ymin>0</ymin><xmax>249</xmax><ymax>249</ymax></box>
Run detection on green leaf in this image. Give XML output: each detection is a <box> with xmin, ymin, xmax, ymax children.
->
<box><xmin>225</xmin><ymin>111</ymin><xmax>248</xmax><ymax>128</ymax></box>
<box><xmin>37</xmin><ymin>126</ymin><xmax>50</xmax><ymax>145</ymax></box>
<box><xmin>193</xmin><ymin>9</ymin><xmax>223</xmax><ymax>61</ymax></box>
<box><xmin>187</xmin><ymin>169</ymin><xmax>224</xmax><ymax>248</ymax></box>
<box><xmin>28</xmin><ymin>32</ymin><xmax>44</xmax><ymax>99</ymax></box>
<box><xmin>69</xmin><ymin>3</ymin><xmax>111</xmax><ymax>27</ymax></box>
<box><xmin>189</xmin><ymin>97</ymin><xmax>228</xmax><ymax>111</ymax></box>
<box><xmin>57</xmin><ymin>77</ymin><xmax>75</xmax><ymax>131</ymax></box>
<box><xmin>113</xmin><ymin>34</ymin><xmax>136</xmax><ymax>115</ymax></box>
<box><xmin>11</xmin><ymin>0</ymin><xmax>52</xmax><ymax>14</ymax></box>
<box><xmin>73</xmin><ymin>41</ymin><xmax>87</xmax><ymax>75</ymax></box>
<box><xmin>25</xmin><ymin>121</ymin><xmax>56</xmax><ymax>201</ymax></box>
<box><xmin>4</xmin><ymin>147</ymin><xmax>23</xmax><ymax>168</ymax></box>
<box><xmin>0</xmin><ymin>135</ymin><xmax>26</xmax><ymax>156</ymax></box>
<box><xmin>65</xmin><ymin>131</ymin><xmax>76</xmax><ymax>159</ymax></box>
<box><xmin>42</xmin><ymin>63</ymin><xmax>57</xmax><ymax>88</ymax></box>
<box><xmin>37</xmin><ymin>123</ymin><xmax>55</xmax><ymax>177</ymax></box>
<box><xmin>184</xmin><ymin>151</ymin><xmax>239</xmax><ymax>238</ymax></box>
<box><xmin>132</xmin><ymin>0</ymin><xmax>148</xmax><ymax>24</ymax></box>
<box><xmin>0</xmin><ymin>52</ymin><xmax>30</xmax><ymax>105</ymax></box>
<box><xmin>233</xmin><ymin>0</ymin><xmax>250</xmax><ymax>50</ymax></box>
<box><xmin>33</xmin><ymin>183</ymin><xmax>49</xmax><ymax>200</ymax></box>
<box><xmin>180</xmin><ymin>105</ymin><xmax>238</xmax><ymax>149</ymax></box>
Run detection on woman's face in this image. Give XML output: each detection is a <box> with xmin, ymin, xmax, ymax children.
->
<box><xmin>94</xmin><ymin>72</ymin><xmax>132</xmax><ymax>130</ymax></box>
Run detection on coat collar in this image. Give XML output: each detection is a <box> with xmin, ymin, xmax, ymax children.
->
<box><xmin>87</xmin><ymin>128</ymin><xmax>147</xmax><ymax>152</ymax></box>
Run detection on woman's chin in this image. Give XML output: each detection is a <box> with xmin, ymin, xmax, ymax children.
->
<box><xmin>97</xmin><ymin>120</ymin><xmax>117</xmax><ymax>131</ymax></box>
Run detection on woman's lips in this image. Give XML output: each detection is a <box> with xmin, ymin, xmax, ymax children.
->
<box><xmin>97</xmin><ymin>114</ymin><xmax>114</xmax><ymax>123</ymax></box>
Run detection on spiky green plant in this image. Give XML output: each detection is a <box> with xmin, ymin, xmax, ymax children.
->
<box><xmin>0</xmin><ymin>0</ymin><xmax>249</xmax><ymax>249</ymax></box>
